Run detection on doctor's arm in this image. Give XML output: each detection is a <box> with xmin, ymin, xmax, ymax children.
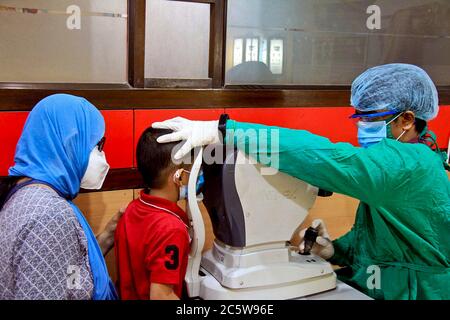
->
<box><xmin>225</xmin><ymin>120</ymin><xmax>394</xmax><ymax>205</ymax></box>
<box><xmin>152</xmin><ymin>117</ymin><xmax>393</xmax><ymax>205</ymax></box>
<box><xmin>228</xmin><ymin>121</ymin><xmax>378</xmax><ymax>265</ymax></box>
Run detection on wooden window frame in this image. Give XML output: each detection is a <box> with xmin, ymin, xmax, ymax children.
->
<box><xmin>0</xmin><ymin>0</ymin><xmax>448</xmax><ymax>101</ymax></box>
<box><xmin>128</xmin><ymin>0</ymin><xmax>146</xmax><ymax>88</ymax></box>
<box><xmin>143</xmin><ymin>0</ymin><xmax>224</xmax><ymax>89</ymax></box>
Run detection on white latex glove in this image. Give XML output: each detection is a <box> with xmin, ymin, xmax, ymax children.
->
<box><xmin>298</xmin><ymin>219</ymin><xmax>334</xmax><ymax>260</ymax></box>
<box><xmin>152</xmin><ymin>117</ymin><xmax>220</xmax><ymax>160</ymax></box>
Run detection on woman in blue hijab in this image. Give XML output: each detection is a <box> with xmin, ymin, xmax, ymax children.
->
<box><xmin>0</xmin><ymin>94</ymin><xmax>119</xmax><ymax>300</ymax></box>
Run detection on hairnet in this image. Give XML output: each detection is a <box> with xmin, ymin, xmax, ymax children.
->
<box><xmin>351</xmin><ymin>64</ymin><xmax>439</xmax><ymax>120</ymax></box>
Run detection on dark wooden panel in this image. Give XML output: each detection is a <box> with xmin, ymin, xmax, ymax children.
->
<box><xmin>1</xmin><ymin>87</ymin><xmax>449</xmax><ymax>111</ymax></box>
<box><xmin>145</xmin><ymin>78</ymin><xmax>212</xmax><ymax>88</ymax></box>
<box><xmin>439</xmin><ymin>87</ymin><xmax>450</xmax><ymax>106</ymax></box>
<box><xmin>86</xmin><ymin>168</ymin><xmax>144</xmax><ymax>192</ymax></box>
<box><xmin>128</xmin><ymin>0</ymin><xmax>146</xmax><ymax>88</ymax></box>
<box><xmin>0</xmin><ymin>83</ymin><xmax>131</xmax><ymax>90</ymax></box>
<box><xmin>0</xmin><ymin>169</ymin><xmax>144</xmax><ymax>193</ymax></box>
<box><xmin>0</xmin><ymin>88</ymin><xmax>351</xmax><ymax>110</ymax></box>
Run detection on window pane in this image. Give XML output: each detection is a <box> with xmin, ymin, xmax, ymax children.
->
<box><xmin>233</xmin><ymin>39</ymin><xmax>244</xmax><ymax>66</ymax></box>
<box><xmin>245</xmin><ymin>38</ymin><xmax>259</xmax><ymax>62</ymax></box>
<box><xmin>145</xmin><ymin>0</ymin><xmax>210</xmax><ymax>79</ymax></box>
<box><xmin>225</xmin><ymin>0</ymin><xmax>450</xmax><ymax>85</ymax></box>
<box><xmin>269</xmin><ymin>39</ymin><xmax>283</xmax><ymax>74</ymax></box>
<box><xmin>0</xmin><ymin>0</ymin><xmax>128</xmax><ymax>83</ymax></box>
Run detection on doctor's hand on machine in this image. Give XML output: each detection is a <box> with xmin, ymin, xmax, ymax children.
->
<box><xmin>298</xmin><ymin>219</ymin><xmax>334</xmax><ymax>260</ymax></box>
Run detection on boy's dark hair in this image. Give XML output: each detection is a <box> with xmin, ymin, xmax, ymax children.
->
<box><xmin>136</xmin><ymin>127</ymin><xmax>180</xmax><ymax>190</ymax></box>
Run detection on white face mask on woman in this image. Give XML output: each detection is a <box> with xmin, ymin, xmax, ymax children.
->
<box><xmin>80</xmin><ymin>148</ymin><xmax>110</xmax><ymax>190</ymax></box>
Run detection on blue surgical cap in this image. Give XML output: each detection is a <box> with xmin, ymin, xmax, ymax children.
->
<box><xmin>351</xmin><ymin>64</ymin><xmax>439</xmax><ymax>121</ymax></box>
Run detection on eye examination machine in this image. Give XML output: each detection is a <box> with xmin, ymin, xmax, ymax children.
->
<box><xmin>184</xmin><ymin>147</ymin><xmax>337</xmax><ymax>300</ymax></box>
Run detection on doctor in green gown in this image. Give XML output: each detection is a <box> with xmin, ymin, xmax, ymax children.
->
<box><xmin>153</xmin><ymin>64</ymin><xmax>450</xmax><ymax>300</ymax></box>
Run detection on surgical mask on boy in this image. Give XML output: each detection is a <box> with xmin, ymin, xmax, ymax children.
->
<box><xmin>173</xmin><ymin>169</ymin><xmax>204</xmax><ymax>200</ymax></box>
<box><xmin>179</xmin><ymin>185</ymin><xmax>188</xmax><ymax>200</ymax></box>
<box><xmin>357</xmin><ymin>113</ymin><xmax>405</xmax><ymax>148</ymax></box>
<box><xmin>80</xmin><ymin>147</ymin><xmax>110</xmax><ymax>189</ymax></box>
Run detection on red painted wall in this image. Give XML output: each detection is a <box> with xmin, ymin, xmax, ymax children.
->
<box><xmin>0</xmin><ymin>110</ymin><xmax>134</xmax><ymax>175</ymax></box>
<box><xmin>1</xmin><ymin>106</ymin><xmax>448</xmax><ymax>176</ymax></box>
<box><xmin>428</xmin><ymin>106</ymin><xmax>450</xmax><ymax>148</ymax></box>
<box><xmin>225</xmin><ymin>107</ymin><xmax>358</xmax><ymax>145</ymax></box>
<box><xmin>134</xmin><ymin>109</ymin><xmax>225</xmax><ymax>166</ymax></box>
<box><xmin>0</xmin><ymin>112</ymin><xmax>28</xmax><ymax>176</ymax></box>
<box><xmin>226</xmin><ymin>105</ymin><xmax>450</xmax><ymax>148</ymax></box>
<box><xmin>101</xmin><ymin>110</ymin><xmax>133</xmax><ymax>169</ymax></box>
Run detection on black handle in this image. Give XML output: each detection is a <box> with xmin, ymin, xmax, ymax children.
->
<box><xmin>318</xmin><ymin>189</ymin><xmax>333</xmax><ymax>197</ymax></box>
<box><xmin>300</xmin><ymin>226</ymin><xmax>319</xmax><ymax>255</ymax></box>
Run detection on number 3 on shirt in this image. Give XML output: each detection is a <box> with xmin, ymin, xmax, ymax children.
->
<box><xmin>165</xmin><ymin>245</ymin><xmax>179</xmax><ymax>270</ymax></box>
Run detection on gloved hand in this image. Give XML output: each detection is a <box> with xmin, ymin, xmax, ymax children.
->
<box><xmin>152</xmin><ymin>117</ymin><xmax>220</xmax><ymax>160</ymax></box>
<box><xmin>298</xmin><ymin>219</ymin><xmax>334</xmax><ymax>260</ymax></box>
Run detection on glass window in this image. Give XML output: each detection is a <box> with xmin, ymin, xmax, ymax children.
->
<box><xmin>260</xmin><ymin>38</ymin><xmax>268</xmax><ymax>65</ymax></box>
<box><xmin>245</xmin><ymin>38</ymin><xmax>259</xmax><ymax>62</ymax></box>
<box><xmin>225</xmin><ymin>0</ymin><xmax>450</xmax><ymax>85</ymax></box>
<box><xmin>233</xmin><ymin>38</ymin><xmax>244</xmax><ymax>66</ymax></box>
<box><xmin>269</xmin><ymin>39</ymin><xmax>283</xmax><ymax>74</ymax></box>
<box><xmin>0</xmin><ymin>0</ymin><xmax>128</xmax><ymax>83</ymax></box>
<box><xmin>145</xmin><ymin>0</ymin><xmax>210</xmax><ymax>80</ymax></box>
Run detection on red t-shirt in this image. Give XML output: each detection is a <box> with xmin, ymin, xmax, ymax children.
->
<box><xmin>115</xmin><ymin>191</ymin><xmax>190</xmax><ymax>300</ymax></box>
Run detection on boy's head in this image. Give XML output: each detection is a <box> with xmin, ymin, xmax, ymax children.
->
<box><xmin>137</xmin><ymin>127</ymin><xmax>191</xmax><ymax>197</ymax></box>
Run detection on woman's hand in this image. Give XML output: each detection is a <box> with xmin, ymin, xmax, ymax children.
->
<box><xmin>298</xmin><ymin>219</ymin><xmax>335</xmax><ymax>260</ymax></box>
<box><xmin>96</xmin><ymin>207</ymin><xmax>125</xmax><ymax>256</ymax></box>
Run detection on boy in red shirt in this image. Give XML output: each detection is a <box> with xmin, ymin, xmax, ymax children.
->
<box><xmin>115</xmin><ymin>127</ymin><xmax>191</xmax><ymax>300</ymax></box>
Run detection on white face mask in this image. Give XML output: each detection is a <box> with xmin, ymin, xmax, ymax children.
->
<box><xmin>80</xmin><ymin>147</ymin><xmax>110</xmax><ymax>190</ymax></box>
<box><xmin>179</xmin><ymin>185</ymin><xmax>188</xmax><ymax>200</ymax></box>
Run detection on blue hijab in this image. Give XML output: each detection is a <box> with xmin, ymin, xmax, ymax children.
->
<box><xmin>9</xmin><ymin>94</ymin><xmax>117</xmax><ymax>300</ymax></box>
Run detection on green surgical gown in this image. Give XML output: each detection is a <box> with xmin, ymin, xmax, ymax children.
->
<box><xmin>226</xmin><ymin>120</ymin><xmax>450</xmax><ymax>300</ymax></box>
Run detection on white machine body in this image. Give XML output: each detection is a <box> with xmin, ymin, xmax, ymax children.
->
<box><xmin>234</xmin><ymin>151</ymin><xmax>317</xmax><ymax>246</ymax></box>
<box><xmin>185</xmin><ymin>147</ymin><xmax>336</xmax><ymax>300</ymax></box>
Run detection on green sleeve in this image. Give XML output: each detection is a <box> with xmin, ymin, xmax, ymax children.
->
<box><xmin>330</xmin><ymin>230</ymin><xmax>356</xmax><ymax>266</ymax></box>
<box><xmin>225</xmin><ymin>120</ymin><xmax>393</xmax><ymax>205</ymax></box>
